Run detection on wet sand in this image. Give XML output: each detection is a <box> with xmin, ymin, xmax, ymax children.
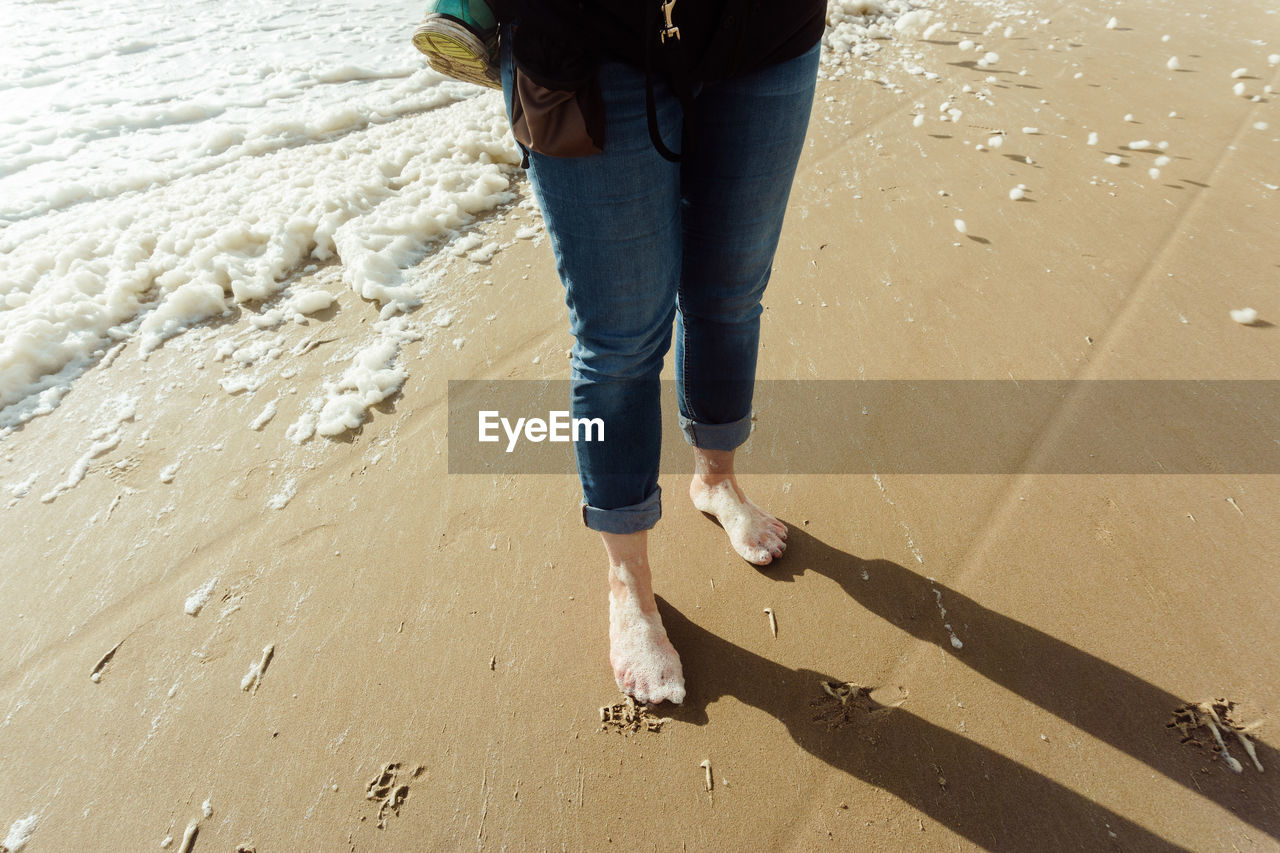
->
<box><xmin>2</xmin><ymin>0</ymin><xmax>1278</xmax><ymax>849</ymax></box>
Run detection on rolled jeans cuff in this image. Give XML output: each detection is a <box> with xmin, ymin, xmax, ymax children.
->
<box><xmin>679</xmin><ymin>411</ymin><xmax>753</xmax><ymax>452</ymax></box>
<box><xmin>581</xmin><ymin>485</ymin><xmax>662</xmax><ymax>534</ymax></box>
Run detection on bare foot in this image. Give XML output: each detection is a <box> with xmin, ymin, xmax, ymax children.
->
<box><xmin>608</xmin><ymin>561</ymin><xmax>685</xmax><ymax>705</ymax></box>
<box><xmin>690</xmin><ymin>475</ymin><xmax>787</xmax><ymax>565</ymax></box>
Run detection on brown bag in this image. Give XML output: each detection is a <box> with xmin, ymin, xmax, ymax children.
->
<box><xmin>510</xmin><ymin>66</ymin><xmax>606</xmax><ymax>157</ymax></box>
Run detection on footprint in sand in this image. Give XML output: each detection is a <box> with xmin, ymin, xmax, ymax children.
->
<box><xmin>599</xmin><ymin>695</ymin><xmax>671</xmax><ymax>734</ymax></box>
<box><xmin>365</xmin><ymin>762</ymin><xmax>423</xmax><ymax>828</ymax></box>
<box><xmin>810</xmin><ymin>681</ymin><xmax>910</xmax><ymax>732</ymax></box>
<box><xmin>1167</xmin><ymin>699</ymin><xmax>1264</xmax><ymax>774</ymax></box>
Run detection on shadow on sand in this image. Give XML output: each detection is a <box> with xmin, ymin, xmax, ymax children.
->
<box><xmin>661</xmin><ymin>527</ymin><xmax>1278</xmax><ymax>851</ymax></box>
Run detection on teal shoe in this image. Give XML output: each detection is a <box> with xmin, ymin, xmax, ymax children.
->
<box><xmin>412</xmin><ymin>0</ymin><xmax>500</xmax><ymax>89</ymax></box>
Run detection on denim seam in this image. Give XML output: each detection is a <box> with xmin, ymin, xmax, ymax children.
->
<box><xmin>678</xmin><ymin>303</ymin><xmax>693</xmax><ymax>423</ymax></box>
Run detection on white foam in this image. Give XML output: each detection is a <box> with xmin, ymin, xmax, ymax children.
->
<box><xmin>922</xmin><ymin>22</ymin><xmax>947</xmax><ymax>40</ymax></box>
<box><xmin>824</xmin><ymin>0</ymin><xmax>925</xmax><ymax>60</ymax></box>
<box><xmin>289</xmin><ymin>318</ymin><xmax>422</xmax><ymax>441</ymax></box>
<box><xmin>1230</xmin><ymin>307</ymin><xmax>1259</xmax><ymax>325</ymax></box>
<box><xmin>268</xmin><ymin>476</ymin><xmax>298</xmax><ymax>509</ymax></box>
<box><xmin>6</xmin><ymin>473</ymin><xmax>37</xmax><ymax>502</ymax></box>
<box><xmin>184</xmin><ymin>577</ymin><xmax>219</xmax><ymax>616</ymax></box>
<box><xmin>39</xmin><ymin>394</ymin><xmax>136</xmax><ymax>502</ymax></box>
<box><xmin>287</xmin><ymin>289</ymin><xmax>335</xmax><ymax>317</ymax></box>
<box><xmin>0</xmin><ymin>21</ymin><xmax>519</xmax><ymax>433</ymax></box>
<box><xmin>893</xmin><ymin>9</ymin><xmax>932</xmax><ymax>35</ymax></box>
<box><xmin>219</xmin><ymin>375</ymin><xmax>266</xmax><ymax>395</ymax></box>
<box><xmin>250</xmin><ymin>399</ymin><xmax>279</xmax><ymax>431</ymax></box>
<box><xmin>3</xmin><ymin>814</ymin><xmax>39</xmax><ymax>853</ymax></box>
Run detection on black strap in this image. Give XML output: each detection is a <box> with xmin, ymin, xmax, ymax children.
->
<box><xmin>643</xmin><ymin>0</ymin><xmax>696</xmax><ymax>163</ymax></box>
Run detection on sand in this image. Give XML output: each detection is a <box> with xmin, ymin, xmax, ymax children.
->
<box><xmin>2</xmin><ymin>0</ymin><xmax>1279</xmax><ymax>849</ymax></box>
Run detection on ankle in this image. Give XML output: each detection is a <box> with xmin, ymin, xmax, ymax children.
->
<box><xmin>601</xmin><ymin>536</ymin><xmax>658</xmax><ymax>613</ymax></box>
<box><xmin>693</xmin><ymin>447</ymin><xmax>736</xmax><ymax>481</ymax></box>
<box><xmin>610</xmin><ymin>574</ymin><xmax>657</xmax><ymax>614</ymax></box>
<box><xmin>692</xmin><ymin>471</ymin><xmax>733</xmax><ymax>489</ymax></box>
<box><xmin>600</xmin><ymin>530</ymin><xmax>647</xmax><ymax>568</ymax></box>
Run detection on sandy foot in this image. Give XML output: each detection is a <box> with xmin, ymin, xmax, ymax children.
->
<box><xmin>608</xmin><ymin>582</ymin><xmax>685</xmax><ymax>705</ymax></box>
<box><xmin>690</xmin><ymin>477</ymin><xmax>787</xmax><ymax>565</ymax></box>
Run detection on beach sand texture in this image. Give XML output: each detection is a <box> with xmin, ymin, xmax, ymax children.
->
<box><xmin>2</xmin><ymin>0</ymin><xmax>1279</xmax><ymax>849</ymax></box>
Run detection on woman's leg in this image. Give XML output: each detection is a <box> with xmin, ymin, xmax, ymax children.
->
<box><xmin>501</xmin><ymin>39</ymin><xmax>686</xmax><ymax>704</ymax></box>
<box><xmin>676</xmin><ymin>44</ymin><xmax>821</xmax><ymax>564</ymax></box>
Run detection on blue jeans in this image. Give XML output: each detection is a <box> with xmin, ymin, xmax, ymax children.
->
<box><xmin>501</xmin><ymin>39</ymin><xmax>819</xmax><ymax>534</ymax></box>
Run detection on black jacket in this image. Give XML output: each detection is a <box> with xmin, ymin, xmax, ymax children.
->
<box><xmin>497</xmin><ymin>0</ymin><xmax>826</xmax><ymax>89</ymax></box>
<box><xmin>497</xmin><ymin>0</ymin><xmax>825</xmax><ymax>161</ymax></box>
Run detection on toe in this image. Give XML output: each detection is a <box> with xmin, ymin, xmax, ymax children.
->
<box><xmin>656</xmin><ymin>664</ymin><xmax>685</xmax><ymax>704</ymax></box>
<box><xmin>761</xmin><ymin>531</ymin><xmax>785</xmax><ymax>554</ymax></box>
<box><xmin>614</xmin><ymin>662</ymin><xmax>635</xmax><ymax>693</ymax></box>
